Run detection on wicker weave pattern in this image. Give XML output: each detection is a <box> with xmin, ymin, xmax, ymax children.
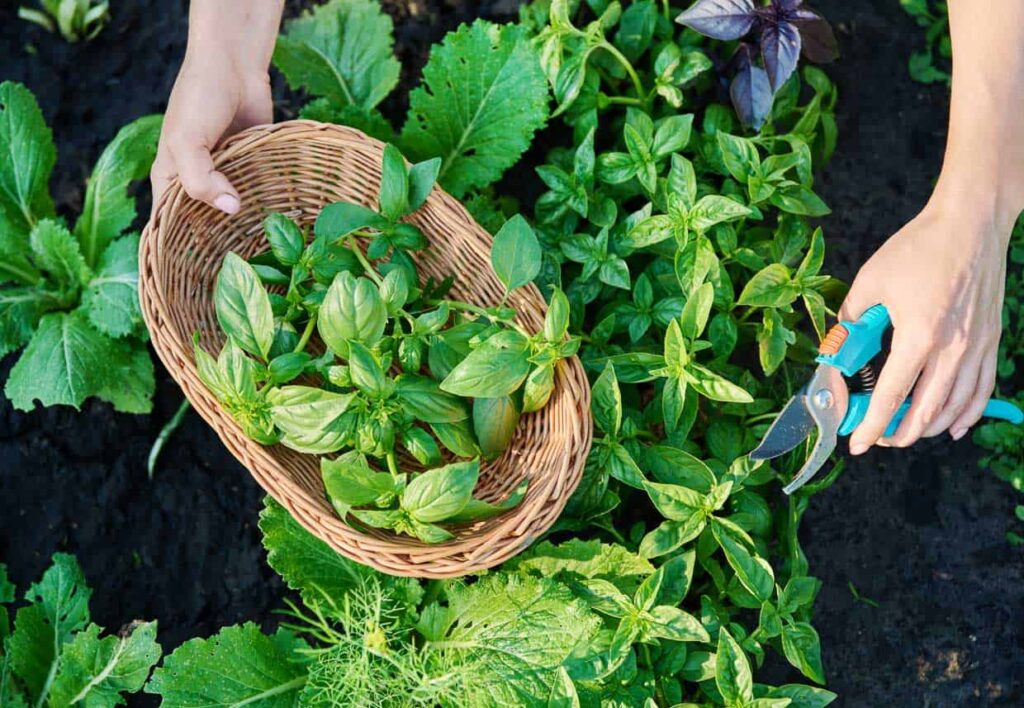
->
<box><xmin>139</xmin><ymin>121</ymin><xmax>592</xmax><ymax>578</ymax></box>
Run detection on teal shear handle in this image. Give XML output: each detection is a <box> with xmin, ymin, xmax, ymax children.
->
<box><xmin>839</xmin><ymin>395</ymin><xmax>1024</xmax><ymax>437</ymax></box>
<box><xmin>815</xmin><ymin>304</ymin><xmax>1024</xmax><ymax>436</ymax></box>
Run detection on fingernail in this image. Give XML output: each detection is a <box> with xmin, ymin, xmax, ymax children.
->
<box><xmin>214</xmin><ymin>193</ymin><xmax>240</xmax><ymax>215</ymax></box>
<box><xmin>950</xmin><ymin>426</ymin><xmax>967</xmax><ymax>441</ymax></box>
<box><xmin>849</xmin><ymin>442</ymin><xmax>868</xmax><ymax>455</ymax></box>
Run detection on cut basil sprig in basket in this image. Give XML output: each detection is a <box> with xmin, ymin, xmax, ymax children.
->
<box><xmin>195</xmin><ymin>144</ymin><xmax>579</xmax><ymax>543</ymax></box>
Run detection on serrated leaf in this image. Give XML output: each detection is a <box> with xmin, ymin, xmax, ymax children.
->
<box><xmin>82</xmin><ymin>233</ymin><xmax>141</xmax><ymax>337</ymax></box>
<box><xmin>298</xmin><ymin>99</ymin><xmax>396</xmax><ymax>142</ymax></box>
<box><xmin>0</xmin><ymin>285</ymin><xmax>50</xmax><ymax>357</ymax></box>
<box><xmin>0</xmin><ymin>81</ymin><xmax>56</xmax><ymax>233</ymax></box>
<box><xmin>258</xmin><ymin>498</ymin><xmax>422</xmax><ymax>610</ymax></box>
<box><xmin>48</xmin><ymin>620</ymin><xmax>161</xmax><ymax>707</ymax></box>
<box><xmin>5</xmin><ymin>311</ymin><xmax>120</xmax><ymax>411</ymax></box>
<box><xmin>273</xmin><ymin>0</ymin><xmax>400</xmax><ymax>110</ymax></box>
<box><xmin>145</xmin><ymin>623</ymin><xmax>307</xmax><ymax>707</ymax></box>
<box><xmin>401</xmin><ymin>21</ymin><xmax>549</xmax><ymax>198</ymax></box>
<box><xmin>95</xmin><ymin>338</ymin><xmax>155</xmax><ymax>414</ymax></box>
<box><xmin>438</xmin><ymin>573</ymin><xmax>600</xmax><ymax>707</ymax></box>
<box><xmin>30</xmin><ymin>219</ymin><xmax>91</xmax><ymax>289</ymax></box>
<box><xmin>74</xmin><ymin>114</ymin><xmax>161</xmax><ymax>267</ymax></box>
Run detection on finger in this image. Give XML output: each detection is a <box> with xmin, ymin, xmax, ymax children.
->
<box><xmin>149</xmin><ymin>150</ymin><xmax>175</xmax><ymax>219</ymax></box>
<box><xmin>949</xmin><ymin>346</ymin><xmax>998</xmax><ymax>439</ymax></box>
<box><xmin>229</xmin><ymin>78</ymin><xmax>273</xmax><ymax>133</ymax></box>
<box><xmin>848</xmin><ymin>328</ymin><xmax>928</xmax><ymax>454</ymax></box>
<box><xmin>169</xmin><ymin>140</ymin><xmax>240</xmax><ymax>214</ymax></box>
<box><xmin>921</xmin><ymin>346</ymin><xmax>986</xmax><ymax>437</ymax></box>
<box><xmin>838</xmin><ymin>275</ymin><xmax>873</xmax><ymax>322</ymax></box>
<box><xmin>882</xmin><ymin>349</ymin><xmax>959</xmax><ymax>447</ymax></box>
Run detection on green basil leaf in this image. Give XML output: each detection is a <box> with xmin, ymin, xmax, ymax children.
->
<box><xmin>402</xmin><ymin>460</ymin><xmax>479</xmax><ymax>523</ymax></box>
<box><xmin>267</xmin><ymin>385</ymin><xmax>356</xmax><ymax>454</ymax></box>
<box><xmin>639</xmin><ymin>515</ymin><xmax>707</xmax><ymax>559</ymax></box>
<box><xmin>346</xmin><ymin>341</ymin><xmax>388</xmax><ymax>396</ymax></box>
<box><xmin>321</xmin><ymin>451</ymin><xmax>397</xmax><ymax>514</ymax></box>
<box><xmin>591</xmin><ymin>362</ymin><xmax>621</xmax><ymax>437</ymax></box>
<box><xmin>379</xmin><ymin>267</ymin><xmax>410</xmax><ymax>314</ymax></box>
<box><xmin>491</xmin><ymin>214</ymin><xmax>542</xmax><ymax>291</ymax></box>
<box><xmin>522</xmin><ymin>363</ymin><xmax>555</xmax><ymax>413</ymax></box>
<box><xmin>267</xmin><ymin>351</ymin><xmax>311</xmax><ymax>385</ymax></box>
<box><xmin>395</xmin><ymin>374</ymin><xmax>469</xmax><ymax>423</ymax></box>
<box><xmin>642</xmin><ymin>480</ymin><xmax>704</xmax><ymax>521</ymax></box>
<box><xmin>401</xmin><ymin>426</ymin><xmax>443</xmax><ymax>466</ymax></box>
<box><xmin>318</xmin><ymin>272</ymin><xmax>388</xmax><ymax>357</ymax></box>
<box><xmin>716</xmin><ymin>628</ymin><xmax>754</xmax><ymax>705</ymax></box>
<box><xmin>440</xmin><ymin>330</ymin><xmax>531</xmax><ymax>397</ymax></box>
<box><xmin>263</xmin><ymin>213</ymin><xmax>305</xmax><ymax>266</ymax></box>
<box><xmin>445</xmin><ymin>479</ymin><xmax>529</xmax><ymax>523</ymax></box>
<box><xmin>430</xmin><ymin>419</ymin><xmax>480</xmax><ymax>458</ymax></box>
<box><xmin>781</xmin><ymin>621</ymin><xmax>826</xmax><ymax>685</ymax></box>
<box><xmin>214</xmin><ymin>253</ymin><xmax>274</xmax><ymax>360</ymax></box>
<box><xmin>379</xmin><ymin>143</ymin><xmax>409</xmax><ymax>220</ymax></box>
<box><xmin>652</xmin><ymin>114</ymin><xmax>694</xmax><ymax>158</ymax></box>
<box><xmin>678</xmin><ymin>281</ymin><xmax>714</xmax><ymax>340</ymax></box>
<box><xmin>738</xmin><ymin>262</ymin><xmax>798</xmax><ymax>308</ymax></box>
<box><xmin>711</xmin><ymin>517</ymin><xmax>775</xmax><ymax>602</ymax></box>
<box><xmin>688</xmin><ymin>195</ymin><xmax>751</xmax><ymax>233</ymax></box>
<box><xmin>684</xmin><ymin>362</ymin><xmax>753</xmax><ymax>404</ymax></box>
<box><xmin>769</xmin><ymin>184</ymin><xmax>831</xmax><ymax>217</ymax></box>
<box><xmin>647</xmin><ymin>605</ymin><xmax>710</xmax><ymax>643</ymax></box>
<box><xmin>314</xmin><ymin>201</ymin><xmax>387</xmax><ymax>242</ymax></box>
<box><xmin>473</xmin><ymin>395</ymin><xmax>521</xmax><ymax>461</ymax></box>
<box><xmin>543</xmin><ymin>287</ymin><xmax>570</xmax><ymax>341</ymax></box>
<box><xmin>408</xmin><ymin>157</ymin><xmax>441</xmax><ymax>212</ymax></box>
<box><xmin>716</xmin><ymin>132</ymin><xmax>761</xmax><ymax>183</ymax></box>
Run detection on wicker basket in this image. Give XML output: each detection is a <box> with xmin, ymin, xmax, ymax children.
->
<box><xmin>139</xmin><ymin>120</ymin><xmax>592</xmax><ymax>578</ymax></box>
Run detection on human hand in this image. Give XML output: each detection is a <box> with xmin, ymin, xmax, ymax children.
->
<box><xmin>840</xmin><ymin>191</ymin><xmax>1013</xmax><ymax>455</ymax></box>
<box><xmin>150</xmin><ymin>57</ymin><xmax>271</xmax><ymax>216</ymax></box>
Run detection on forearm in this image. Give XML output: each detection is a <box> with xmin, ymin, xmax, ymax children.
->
<box><xmin>934</xmin><ymin>0</ymin><xmax>1024</xmax><ymax>234</ymax></box>
<box><xmin>185</xmin><ymin>0</ymin><xmax>284</xmax><ymax>76</ymax></box>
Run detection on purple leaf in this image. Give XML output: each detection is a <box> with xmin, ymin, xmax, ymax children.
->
<box><xmin>730</xmin><ymin>44</ymin><xmax>773</xmax><ymax>129</ymax></box>
<box><xmin>676</xmin><ymin>0</ymin><xmax>758</xmax><ymax>41</ymax></box>
<box><xmin>760</xmin><ymin>19</ymin><xmax>801</xmax><ymax>90</ymax></box>
<box><xmin>792</xmin><ymin>10</ymin><xmax>839</xmax><ymax>63</ymax></box>
<box><xmin>776</xmin><ymin>0</ymin><xmax>804</xmax><ymax>12</ymax></box>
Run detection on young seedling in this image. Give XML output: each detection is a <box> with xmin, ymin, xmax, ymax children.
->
<box><xmin>18</xmin><ymin>0</ymin><xmax>110</xmax><ymax>42</ymax></box>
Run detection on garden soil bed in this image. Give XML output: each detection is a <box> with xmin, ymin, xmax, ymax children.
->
<box><xmin>0</xmin><ymin>1</ymin><xmax>1021</xmax><ymax>705</ymax></box>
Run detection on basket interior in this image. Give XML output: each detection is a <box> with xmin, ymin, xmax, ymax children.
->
<box><xmin>143</xmin><ymin>123</ymin><xmax>590</xmax><ymax>572</ymax></box>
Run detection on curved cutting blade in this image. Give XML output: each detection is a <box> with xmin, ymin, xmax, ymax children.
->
<box><xmin>782</xmin><ymin>366</ymin><xmax>847</xmax><ymax>495</ymax></box>
<box><xmin>749</xmin><ymin>389</ymin><xmax>814</xmax><ymax>460</ymax></box>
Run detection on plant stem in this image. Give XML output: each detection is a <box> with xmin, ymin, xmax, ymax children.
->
<box><xmin>606</xmin><ymin>95</ymin><xmax>643</xmax><ymax>106</ymax></box>
<box><xmin>599</xmin><ymin>40</ymin><xmax>646</xmax><ymax>102</ymax></box>
<box><xmin>294</xmin><ymin>315</ymin><xmax>317</xmax><ymax>353</ymax></box>
<box><xmin>147</xmin><ymin>398</ymin><xmax>191</xmax><ymax>479</ymax></box>
<box><xmin>347</xmin><ymin>233</ymin><xmax>384</xmax><ymax>286</ymax></box>
<box><xmin>386</xmin><ymin>452</ymin><xmax>400</xmax><ymax>477</ymax></box>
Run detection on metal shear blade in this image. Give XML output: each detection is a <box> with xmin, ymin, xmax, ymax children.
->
<box><xmin>750</xmin><ymin>365</ymin><xmax>847</xmax><ymax>495</ymax></box>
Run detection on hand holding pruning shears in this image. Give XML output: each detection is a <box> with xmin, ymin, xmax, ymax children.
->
<box><xmin>752</xmin><ymin>0</ymin><xmax>1024</xmax><ymax>491</ymax></box>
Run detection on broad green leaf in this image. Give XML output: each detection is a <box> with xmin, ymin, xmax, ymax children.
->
<box><xmin>679</xmin><ymin>282</ymin><xmax>714</xmax><ymax>340</ymax></box>
<box><xmin>379</xmin><ymin>143</ymin><xmax>409</xmax><ymax>220</ymax></box>
<box><xmin>738</xmin><ymin>263</ymin><xmax>797</xmax><ymax>308</ymax></box>
<box><xmin>491</xmin><ymin>215</ymin><xmax>542</xmax><ymax>291</ymax></box>
<box><xmin>473</xmin><ymin>395</ymin><xmax>520</xmax><ymax>461</ymax></box>
<box><xmin>5</xmin><ymin>311</ymin><xmax>119</xmax><ymax>411</ymax></box>
<box><xmin>642</xmin><ymin>481</ymin><xmax>704</xmax><ymax>522</ymax></box>
<box><xmin>346</xmin><ymin>340</ymin><xmax>387</xmax><ymax>396</ymax></box>
<box><xmin>267</xmin><ymin>385</ymin><xmax>355</xmax><ymax>454</ymax></box>
<box><xmin>396</xmin><ymin>374</ymin><xmax>469</xmax><ymax>423</ymax></box>
<box><xmin>684</xmin><ymin>362</ymin><xmax>753</xmax><ymax>404</ymax></box>
<box><xmin>273</xmin><ymin>0</ymin><xmax>400</xmax><ymax>110</ymax></box>
<box><xmin>401</xmin><ymin>21</ymin><xmax>549</xmax><ymax>198</ymax></box>
<box><xmin>652</xmin><ymin>114</ymin><xmax>694</xmax><ymax>158</ymax></box>
<box><xmin>259</xmin><ymin>498</ymin><xmax>422</xmax><ymax>609</ymax></box>
<box><xmin>759</xmin><ymin>307</ymin><xmax>796</xmax><ymax>375</ymax></box>
<box><xmin>313</xmin><ymin>201</ymin><xmax>387</xmax><ymax>241</ymax></box>
<box><xmin>523</xmin><ymin>363</ymin><xmax>555</xmax><ymax>413</ymax></box>
<box><xmin>48</xmin><ymin>620</ymin><xmax>161</xmax><ymax>707</ymax></box>
<box><xmin>322</xmin><ymin>451</ymin><xmax>397</xmax><ymax>513</ymax></box>
<box><xmin>446</xmin><ymin>479</ymin><xmax>530</xmax><ymax>523</ymax></box>
<box><xmin>688</xmin><ymin>195</ymin><xmax>751</xmax><ymax>233</ymax></box>
<box><xmin>781</xmin><ymin>622</ymin><xmax>826</xmax><ymax>684</ymax></box>
<box><xmin>0</xmin><ymin>286</ymin><xmax>50</xmax><ymax>357</ymax></box>
<box><xmin>0</xmin><ymin>81</ymin><xmax>56</xmax><ymax>233</ymax></box>
<box><xmin>431</xmin><ymin>419</ymin><xmax>481</xmax><ymax>458</ymax></box>
<box><xmin>769</xmin><ymin>184</ymin><xmax>830</xmax><ymax>217</ymax></box>
<box><xmin>8</xmin><ymin>553</ymin><xmax>92</xmax><ymax>698</ymax></box>
<box><xmin>711</xmin><ymin>518</ymin><xmax>775</xmax><ymax>602</ymax></box>
<box><xmin>82</xmin><ymin>233</ymin><xmax>141</xmax><ymax>337</ymax></box>
<box><xmin>145</xmin><ymin>623</ymin><xmax>307</xmax><ymax>707</ymax></box>
<box><xmin>642</xmin><ymin>445</ymin><xmax>715</xmax><ymax>492</ymax></box>
<box><xmin>402</xmin><ymin>460</ymin><xmax>478</xmax><ymax>523</ymax></box>
<box><xmin>762</xmin><ymin>684</ymin><xmax>837</xmax><ymax>707</ymax></box>
<box><xmin>298</xmin><ymin>99</ymin><xmax>396</xmax><ymax>142</ymax></box>
<box><xmin>30</xmin><ymin>219</ymin><xmax>90</xmax><ymax>289</ymax></box>
<box><xmin>544</xmin><ymin>287</ymin><xmax>570</xmax><ymax>341</ymax></box>
<box><xmin>440</xmin><ymin>331</ymin><xmax>531</xmax><ymax>397</ymax></box>
<box><xmin>74</xmin><ymin>114</ymin><xmax>161</xmax><ymax>266</ymax></box>
<box><xmin>438</xmin><ymin>573</ymin><xmax>600</xmax><ymax>707</ymax></box>
<box><xmin>317</xmin><ymin>271</ymin><xmax>387</xmax><ymax>357</ymax></box>
<box><xmin>263</xmin><ymin>213</ymin><xmax>305</xmax><ymax>266</ymax></box>
<box><xmin>95</xmin><ymin>338</ymin><xmax>155</xmax><ymax>414</ymax></box>
<box><xmin>716</xmin><ymin>132</ymin><xmax>760</xmax><ymax>183</ymax></box>
<box><xmin>796</xmin><ymin>226</ymin><xmax>825</xmax><ymax>279</ymax></box>
<box><xmin>716</xmin><ymin>628</ymin><xmax>754</xmax><ymax>705</ymax></box>
<box><xmin>647</xmin><ymin>606</ymin><xmax>710</xmax><ymax>643</ymax></box>
<box><xmin>802</xmin><ymin>288</ymin><xmax>827</xmax><ymax>341</ymax></box>
<box><xmin>675</xmin><ymin>235</ymin><xmax>718</xmax><ymax>295</ymax></box>
<box><xmin>510</xmin><ymin>539</ymin><xmax>653</xmax><ymax>590</ymax></box>
<box><xmin>214</xmin><ymin>253</ymin><xmax>274</xmax><ymax>360</ymax></box>
<box><xmin>408</xmin><ymin>157</ymin><xmax>442</xmax><ymax>212</ymax></box>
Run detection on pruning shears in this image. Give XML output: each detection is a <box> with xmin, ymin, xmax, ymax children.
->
<box><xmin>750</xmin><ymin>304</ymin><xmax>1024</xmax><ymax>495</ymax></box>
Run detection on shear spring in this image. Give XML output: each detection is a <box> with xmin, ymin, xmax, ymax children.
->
<box><xmin>858</xmin><ymin>366</ymin><xmax>876</xmax><ymax>392</ymax></box>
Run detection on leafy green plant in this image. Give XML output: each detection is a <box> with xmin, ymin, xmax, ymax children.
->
<box><xmin>17</xmin><ymin>0</ymin><xmax>110</xmax><ymax>42</ymax></box>
<box><xmin>166</xmin><ymin>0</ymin><xmax>851</xmax><ymax>703</ymax></box>
<box><xmin>0</xmin><ymin>81</ymin><xmax>161</xmax><ymax>413</ymax></box>
<box><xmin>197</xmin><ymin>144</ymin><xmax>577</xmax><ymax>542</ymax></box>
<box><xmin>0</xmin><ymin>555</ymin><xmax>162</xmax><ymax>706</ymax></box>
<box><xmin>145</xmin><ymin>498</ymin><xmax>837</xmax><ymax>707</ymax></box>
<box><xmin>900</xmin><ymin>0</ymin><xmax>951</xmax><ymax>85</ymax></box>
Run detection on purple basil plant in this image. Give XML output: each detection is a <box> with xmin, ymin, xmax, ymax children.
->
<box><xmin>677</xmin><ymin>0</ymin><xmax>838</xmax><ymax>129</ymax></box>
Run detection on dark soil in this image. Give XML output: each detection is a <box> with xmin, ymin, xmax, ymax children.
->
<box><xmin>0</xmin><ymin>1</ymin><xmax>1021</xmax><ymax>706</ymax></box>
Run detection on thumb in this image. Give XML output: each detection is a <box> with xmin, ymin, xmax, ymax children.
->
<box><xmin>838</xmin><ymin>273</ymin><xmax>875</xmax><ymax>323</ymax></box>
<box><xmin>170</xmin><ymin>141</ymin><xmax>240</xmax><ymax>215</ymax></box>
